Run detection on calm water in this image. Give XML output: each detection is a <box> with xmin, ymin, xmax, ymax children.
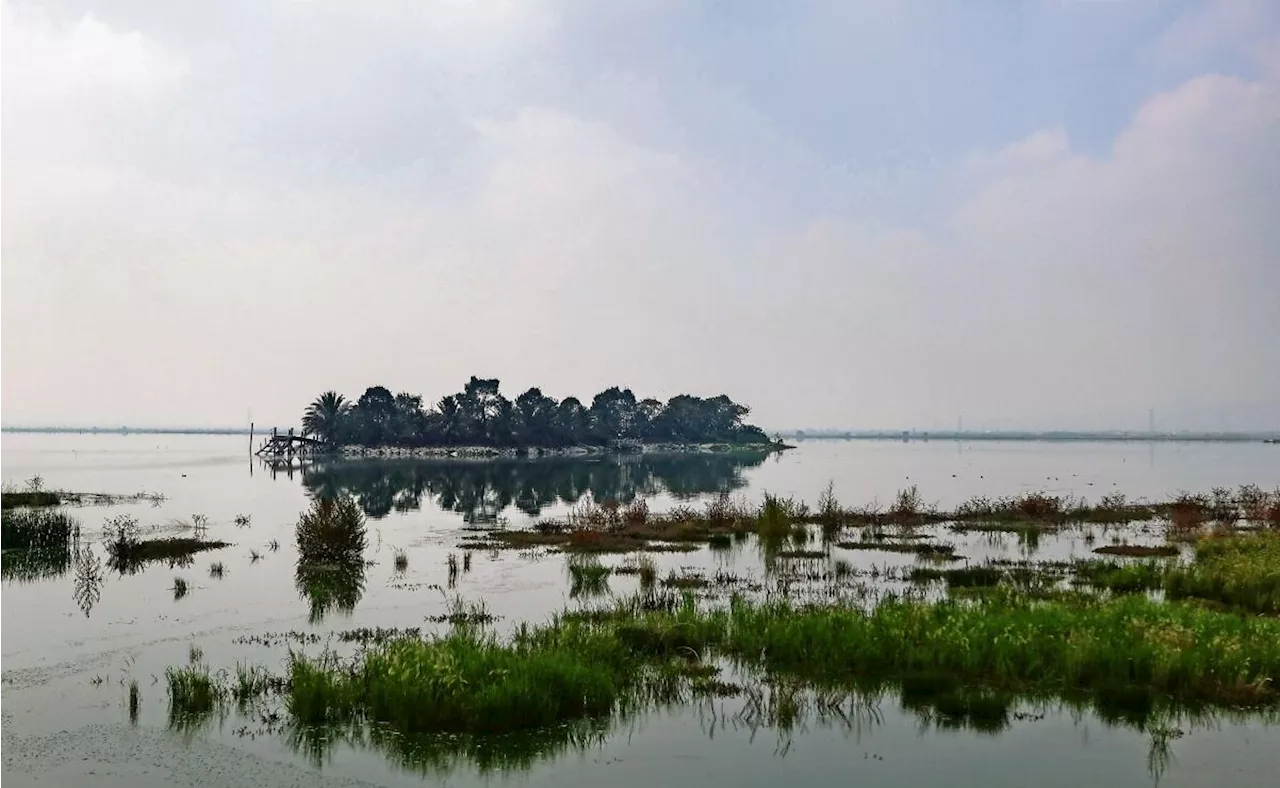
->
<box><xmin>2</xmin><ymin>434</ymin><xmax>1278</xmax><ymax>787</ymax></box>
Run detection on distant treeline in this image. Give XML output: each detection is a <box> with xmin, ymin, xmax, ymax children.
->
<box><xmin>302</xmin><ymin>378</ymin><xmax>773</xmax><ymax>449</ymax></box>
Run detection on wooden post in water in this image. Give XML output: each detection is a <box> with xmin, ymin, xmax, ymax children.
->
<box><xmin>249</xmin><ymin>422</ymin><xmax>255</xmax><ymax>454</ymax></box>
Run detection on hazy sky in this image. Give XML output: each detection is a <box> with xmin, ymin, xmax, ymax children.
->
<box><xmin>3</xmin><ymin>0</ymin><xmax>1278</xmax><ymax>431</ymax></box>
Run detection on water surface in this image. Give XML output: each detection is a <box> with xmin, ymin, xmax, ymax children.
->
<box><xmin>3</xmin><ymin>434</ymin><xmax>1278</xmax><ymax>786</ymax></box>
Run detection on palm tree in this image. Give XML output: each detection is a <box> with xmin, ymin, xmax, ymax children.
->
<box><xmin>302</xmin><ymin>391</ymin><xmax>350</xmax><ymax>444</ymax></box>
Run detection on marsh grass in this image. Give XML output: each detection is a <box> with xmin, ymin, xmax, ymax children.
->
<box><xmin>166</xmin><ymin>660</ymin><xmax>222</xmax><ymax>720</ymax></box>
<box><xmin>910</xmin><ymin>566</ymin><xmax>1006</xmax><ymax>588</ymax></box>
<box><xmin>128</xmin><ymin>679</ymin><xmax>141</xmax><ymax>725</ymax></box>
<box><xmin>1165</xmin><ymin>533</ymin><xmax>1280</xmax><ymax>613</ymax></box>
<box><xmin>393</xmin><ymin>548</ymin><xmax>409</xmax><ymax>572</ymax></box>
<box><xmin>1</xmin><ymin>491</ymin><xmax>61</xmax><ymax>509</ymax></box>
<box><xmin>103</xmin><ymin>515</ymin><xmax>228</xmax><ymax>573</ymax></box>
<box><xmin>476</xmin><ymin>488</ymin><xmax>1255</xmax><ymax>556</ymax></box>
<box><xmin>1093</xmin><ymin>545</ymin><xmax>1179</xmax><ymax>558</ymax></box>
<box><xmin>1073</xmin><ymin>560</ymin><xmax>1168</xmax><ymax>594</ymax></box>
<box><xmin>209</xmin><ymin>561</ymin><xmax>225</xmax><ymax>579</ymax></box>
<box><xmin>172</xmin><ymin>576</ymin><xmax>190</xmax><ymax>600</ymax></box>
<box><xmin>2</xmin><ymin>508</ymin><xmax>76</xmax><ymax>550</ymax></box>
<box><xmin>287</xmin><ymin>623</ymin><xmax>631</xmax><ymax>735</ymax></box>
<box><xmin>447</xmin><ymin>553</ymin><xmax>460</xmax><ymax>586</ymax></box>
<box><xmin>568</xmin><ymin>556</ymin><xmax>612</xmax><ymax>598</ymax></box>
<box><xmin>816</xmin><ymin>481</ymin><xmax>843</xmax><ymax>535</ymax></box>
<box><xmin>835</xmin><ymin>540</ymin><xmax>957</xmax><ymax>558</ymax></box>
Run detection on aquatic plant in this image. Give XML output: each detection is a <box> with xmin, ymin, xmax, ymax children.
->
<box><xmin>1</xmin><ymin>490</ymin><xmax>61</xmax><ymax>509</ymax></box>
<box><xmin>1</xmin><ymin>507</ymin><xmax>76</xmax><ymax>550</ymax></box>
<box><xmin>234</xmin><ymin>513</ymin><xmax>251</xmax><ymax>527</ymax></box>
<box><xmin>835</xmin><ymin>540</ymin><xmax>957</xmax><ymax>558</ymax></box>
<box><xmin>104</xmin><ymin>513</ymin><xmax>229</xmax><ymax>574</ymax></box>
<box><xmin>128</xmin><ymin>679</ymin><xmax>141</xmax><ymax>725</ymax></box>
<box><xmin>296</xmin><ymin>496</ymin><xmax>367</xmax><ymax>564</ymax></box>
<box><xmin>166</xmin><ymin>662</ymin><xmax>223</xmax><ymax>719</ymax></box>
<box><xmin>287</xmin><ymin>620</ymin><xmax>631</xmax><ymax>735</ymax></box>
<box><xmin>393</xmin><ymin>548</ymin><xmax>409</xmax><ymax>572</ymax></box>
<box><xmin>816</xmin><ymin>480</ymin><xmax>843</xmax><ymax>535</ymax></box>
<box><xmin>568</xmin><ymin>556</ymin><xmax>612</xmax><ymax>597</ymax></box>
<box><xmin>1073</xmin><ymin>560</ymin><xmax>1168</xmax><ymax>594</ymax></box>
<box><xmin>1093</xmin><ymin>545</ymin><xmax>1179</xmax><ymax>557</ymax></box>
<box><xmin>172</xmin><ymin>576</ymin><xmax>190</xmax><ymax>600</ymax></box>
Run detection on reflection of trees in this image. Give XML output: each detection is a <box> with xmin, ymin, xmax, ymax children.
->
<box><xmin>295</xmin><ymin>560</ymin><xmax>366</xmax><ymax>624</ymax></box>
<box><xmin>291</xmin><ymin>453</ymin><xmax>770</xmax><ymax>522</ymax></box>
<box><xmin>73</xmin><ymin>543</ymin><xmax>104</xmax><ymax>617</ymax></box>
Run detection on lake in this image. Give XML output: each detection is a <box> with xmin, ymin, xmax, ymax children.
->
<box><xmin>3</xmin><ymin>433</ymin><xmax>1278</xmax><ymax>787</ymax></box>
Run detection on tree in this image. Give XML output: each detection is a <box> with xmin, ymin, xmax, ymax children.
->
<box><xmin>351</xmin><ymin>386</ymin><xmax>396</xmax><ymax>445</ymax></box>
<box><xmin>553</xmin><ymin>397</ymin><xmax>590</xmax><ymax>446</ymax></box>
<box><xmin>302</xmin><ymin>392</ymin><xmax>351</xmax><ymax>444</ymax></box>
<box><xmin>589</xmin><ymin>387</ymin><xmax>637</xmax><ymax>442</ymax></box>
<box><xmin>515</xmin><ymin>387</ymin><xmax>557</xmax><ymax>445</ymax></box>
<box><xmin>300</xmin><ymin>380</ymin><xmax>772</xmax><ymax>449</ymax></box>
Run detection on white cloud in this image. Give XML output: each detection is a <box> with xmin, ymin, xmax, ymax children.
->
<box><xmin>2</xmin><ymin>0</ymin><xmax>1277</xmax><ymax>430</ymax></box>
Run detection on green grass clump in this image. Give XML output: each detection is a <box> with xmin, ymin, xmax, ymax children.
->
<box><xmin>692</xmin><ymin>593</ymin><xmax>1280</xmax><ymax>706</ymax></box>
<box><xmin>166</xmin><ymin>662</ymin><xmax>224</xmax><ymax>718</ymax></box>
<box><xmin>1074</xmin><ymin>560</ymin><xmax>1168</xmax><ymax>594</ymax></box>
<box><xmin>836</xmin><ymin>540</ymin><xmax>957</xmax><ymax>558</ymax></box>
<box><xmin>287</xmin><ymin>624</ymin><xmax>631</xmax><ymax>735</ymax></box>
<box><xmin>2</xmin><ymin>508</ymin><xmax>76</xmax><ymax>550</ymax></box>
<box><xmin>568</xmin><ymin>557</ymin><xmax>612</xmax><ymax>597</ymax></box>
<box><xmin>909</xmin><ymin>565</ymin><xmax>1004</xmax><ymax>588</ymax></box>
<box><xmin>756</xmin><ymin>493</ymin><xmax>800</xmax><ymax>539</ymax></box>
<box><xmin>1093</xmin><ymin>545</ymin><xmax>1179</xmax><ymax>557</ymax></box>
<box><xmin>1164</xmin><ymin>534</ymin><xmax>1280</xmax><ymax>613</ymax></box>
<box><xmin>1</xmin><ymin>491</ymin><xmax>61</xmax><ymax>509</ymax></box>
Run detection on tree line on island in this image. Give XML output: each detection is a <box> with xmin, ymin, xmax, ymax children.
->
<box><xmin>301</xmin><ymin>377</ymin><xmax>775</xmax><ymax>449</ymax></box>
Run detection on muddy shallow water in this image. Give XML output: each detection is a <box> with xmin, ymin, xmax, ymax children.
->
<box><xmin>3</xmin><ymin>434</ymin><xmax>1279</xmax><ymax>787</ymax></box>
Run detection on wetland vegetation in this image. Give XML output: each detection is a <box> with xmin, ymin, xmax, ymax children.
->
<box><xmin>158</xmin><ymin>479</ymin><xmax>1280</xmax><ymax>776</ymax></box>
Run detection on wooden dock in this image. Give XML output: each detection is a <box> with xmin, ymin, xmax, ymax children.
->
<box><xmin>255</xmin><ymin>429</ymin><xmax>331</xmax><ymax>458</ymax></box>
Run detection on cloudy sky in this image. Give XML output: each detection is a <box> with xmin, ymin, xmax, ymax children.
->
<box><xmin>3</xmin><ymin>0</ymin><xmax>1277</xmax><ymax>431</ymax></box>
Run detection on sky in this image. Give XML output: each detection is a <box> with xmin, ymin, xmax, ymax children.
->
<box><xmin>2</xmin><ymin>0</ymin><xmax>1278</xmax><ymax>432</ymax></box>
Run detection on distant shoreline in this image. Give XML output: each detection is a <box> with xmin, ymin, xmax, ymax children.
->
<box><xmin>780</xmin><ymin>432</ymin><xmax>1280</xmax><ymax>443</ymax></box>
<box><xmin>3</xmin><ymin>427</ymin><xmax>1277</xmax><ymax>443</ymax></box>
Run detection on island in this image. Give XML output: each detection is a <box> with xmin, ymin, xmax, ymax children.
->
<box><xmin>285</xmin><ymin>377</ymin><xmax>787</xmax><ymax>458</ymax></box>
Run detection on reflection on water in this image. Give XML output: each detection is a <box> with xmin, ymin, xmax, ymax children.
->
<box><xmin>295</xmin><ymin>559</ymin><xmax>367</xmax><ymax>624</ymax></box>
<box><xmin>275</xmin><ymin>671</ymin><xmax>1249</xmax><ymax>784</ymax></box>
<box><xmin>1</xmin><ymin>541</ymin><xmax>72</xmax><ymax>584</ymax></box>
<box><xmin>72</xmin><ymin>543</ymin><xmax>104</xmax><ymax>618</ymax></box>
<box><xmin>290</xmin><ymin>716</ymin><xmax>614</xmax><ymax>776</ymax></box>
<box><xmin>269</xmin><ymin>451</ymin><xmax>772</xmax><ymax>521</ymax></box>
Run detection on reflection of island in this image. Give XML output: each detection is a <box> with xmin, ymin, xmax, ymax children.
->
<box><xmin>279</xmin><ymin>452</ymin><xmax>770</xmax><ymax>521</ymax></box>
